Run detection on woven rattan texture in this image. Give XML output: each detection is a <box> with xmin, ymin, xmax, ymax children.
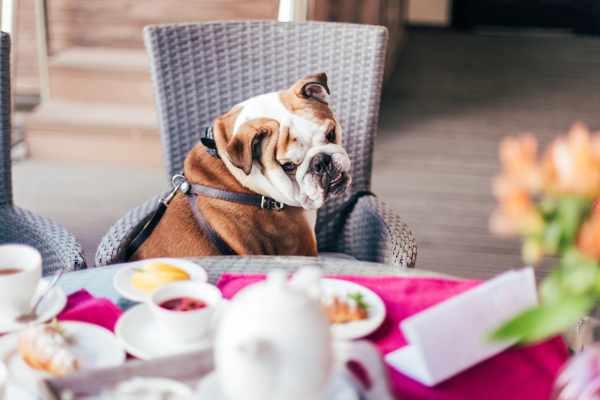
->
<box><xmin>95</xmin><ymin>192</ymin><xmax>167</xmax><ymax>266</ymax></box>
<box><xmin>95</xmin><ymin>21</ymin><xmax>416</xmax><ymax>268</ymax></box>
<box><xmin>0</xmin><ymin>32</ymin><xmax>86</xmax><ymax>275</ymax></box>
<box><xmin>0</xmin><ymin>207</ymin><xmax>86</xmax><ymax>273</ymax></box>
<box><xmin>0</xmin><ymin>33</ymin><xmax>12</xmax><ymax>206</ymax></box>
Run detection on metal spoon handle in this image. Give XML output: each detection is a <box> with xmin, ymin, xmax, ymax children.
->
<box><xmin>32</xmin><ymin>269</ymin><xmax>64</xmax><ymax>311</ymax></box>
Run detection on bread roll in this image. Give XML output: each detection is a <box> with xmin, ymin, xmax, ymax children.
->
<box><xmin>18</xmin><ymin>324</ymin><xmax>78</xmax><ymax>376</ymax></box>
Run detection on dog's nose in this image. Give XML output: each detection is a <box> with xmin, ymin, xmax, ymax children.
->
<box><xmin>310</xmin><ymin>153</ymin><xmax>334</xmax><ymax>175</ymax></box>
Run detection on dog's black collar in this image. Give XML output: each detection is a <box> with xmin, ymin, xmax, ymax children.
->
<box><xmin>125</xmin><ymin>172</ymin><xmax>284</xmax><ymax>259</ymax></box>
<box><xmin>200</xmin><ymin>125</ymin><xmax>220</xmax><ymax>159</ymax></box>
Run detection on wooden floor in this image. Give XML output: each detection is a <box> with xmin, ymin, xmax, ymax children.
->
<box><xmin>372</xmin><ymin>28</ymin><xmax>600</xmax><ymax>280</ymax></box>
<box><xmin>12</xmin><ymin>28</ymin><xmax>600</xmax><ymax>279</ymax></box>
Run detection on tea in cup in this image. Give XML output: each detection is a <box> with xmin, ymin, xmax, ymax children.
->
<box><xmin>0</xmin><ymin>244</ymin><xmax>42</xmax><ymax>319</ymax></box>
<box><xmin>149</xmin><ymin>281</ymin><xmax>222</xmax><ymax>342</ymax></box>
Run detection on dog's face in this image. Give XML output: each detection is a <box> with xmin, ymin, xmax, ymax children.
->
<box><xmin>214</xmin><ymin>73</ymin><xmax>352</xmax><ymax>210</ymax></box>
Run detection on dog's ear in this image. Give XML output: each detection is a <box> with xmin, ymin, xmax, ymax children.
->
<box><xmin>292</xmin><ymin>73</ymin><xmax>330</xmax><ymax>104</ymax></box>
<box><xmin>226</xmin><ymin>118</ymin><xmax>279</xmax><ymax>175</ymax></box>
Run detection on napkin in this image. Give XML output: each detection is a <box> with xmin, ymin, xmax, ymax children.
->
<box><xmin>217</xmin><ymin>273</ymin><xmax>568</xmax><ymax>400</ymax></box>
<box><xmin>56</xmin><ymin>289</ymin><xmax>122</xmax><ymax>332</ymax></box>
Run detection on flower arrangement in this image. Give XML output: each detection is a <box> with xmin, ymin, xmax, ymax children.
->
<box><xmin>489</xmin><ymin>123</ymin><xmax>600</xmax><ymax>344</ymax></box>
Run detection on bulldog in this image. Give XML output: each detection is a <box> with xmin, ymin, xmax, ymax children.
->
<box><xmin>130</xmin><ymin>73</ymin><xmax>352</xmax><ymax>260</ymax></box>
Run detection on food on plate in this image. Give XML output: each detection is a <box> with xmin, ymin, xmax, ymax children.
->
<box><xmin>160</xmin><ymin>297</ymin><xmax>207</xmax><ymax>311</ymax></box>
<box><xmin>131</xmin><ymin>262</ymin><xmax>190</xmax><ymax>291</ymax></box>
<box><xmin>322</xmin><ymin>292</ymin><xmax>369</xmax><ymax>324</ymax></box>
<box><xmin>18</xmin><ymin>319</ymin><xmax>78</xmax><ymax>376</ymax></box>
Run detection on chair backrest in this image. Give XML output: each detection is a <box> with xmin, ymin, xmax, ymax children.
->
<box><xmin>0</xmin><ymin>32</ymin><xmax>11</xmax><ymax>206</ymax></box>
<box><xmin>144</xmin><ymin>21</ymin><xmax>387</xmax><ymax>252</ymax></box>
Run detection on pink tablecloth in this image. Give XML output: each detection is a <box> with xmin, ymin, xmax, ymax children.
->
<box><xmin>217</xmin><ymin>273</ymin><xmax>568</xmax><ymax>400</ymax></box>
<box><xmin>56</xmin><ymin>289</ymin><xmax>122</xmax><ymax>332</ymax></box>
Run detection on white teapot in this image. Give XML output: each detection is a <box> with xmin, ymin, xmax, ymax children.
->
<box><xmin>214</xmin><ymin>267</ymin><xmax>332</xmax><ymax>400</ymax></box>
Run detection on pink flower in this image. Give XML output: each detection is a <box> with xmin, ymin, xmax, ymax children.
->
<box><xmin>552</xmin><ymin>344</ymin><xmax>600</xmax><ymax>400</ymax></box>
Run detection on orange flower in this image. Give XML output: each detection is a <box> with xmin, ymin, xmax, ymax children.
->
<box><xmin>592</xmin><ymin>197</ymin><xmax>600</xmax><ymax>213</ymax></box>
<box><xmin>489</xmin><ymin>186</ymin><xmax>544</xmax><ymax>237</ymax></box>
<box><xmin>542</xmin><ymin>123</ymin><xmax>600</xmax><ymax>197</ymax></box>
<box><xmin>578</xmin><ymin>212</ymin><xmax>600</xmax><ymax>260</ymax></box>
<box><xmin>498</xmin><ymin>135</ymin><xmax>542</xmax><ymax>192</ymax></box>
<box><xmin>491</xmin><ymin>149</ymin><xmax>545</xmax><ymax>237</ymax></box>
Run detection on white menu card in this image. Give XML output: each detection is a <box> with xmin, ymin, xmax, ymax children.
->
<box><xmin>385</xmin><ymin>267</ymin><xmax>538</xmax><ymax>386</ymax></box>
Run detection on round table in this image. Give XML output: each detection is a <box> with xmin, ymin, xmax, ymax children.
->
<box><xmin>57</xmin><ymin>255</ymin><xmax>447</xmax><ymax>311</ymax></box>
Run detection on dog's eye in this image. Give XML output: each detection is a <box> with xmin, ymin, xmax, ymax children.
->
<box><xmin>326</xmin><ymin>128</ymin><xmax>336</xmax><ymax>143</ymax></box>
<box><xmin>282</xmin><ymin>162</ymin><xmax>297</xmax><ymax>172</ymax></box>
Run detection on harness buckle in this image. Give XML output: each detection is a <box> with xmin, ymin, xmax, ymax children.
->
<box><xmin>261</xmin><ymin>196</ymin><xmax>284</xmax><ymax>211</ymax></box>
<box><xmin>159</xmin><ymin>174</ymin><xmax>187</xmax><ymax>205</ymax></box>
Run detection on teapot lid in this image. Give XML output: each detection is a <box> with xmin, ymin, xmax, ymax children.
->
<box><xmin>231</xmin><ymin>267</ymin><xmax>323</xmax><ymax>315</ymax></box>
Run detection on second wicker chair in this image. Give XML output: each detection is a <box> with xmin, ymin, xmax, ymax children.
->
<box><xmin>0</xmin><ymin>32</ymin><xmax>86</xmax><ymax>275</ymax></box>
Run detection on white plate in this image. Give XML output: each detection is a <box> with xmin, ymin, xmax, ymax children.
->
<box><xmin>113</xmin><ymin>258</ymin><xmax>208</xmax><ymax>302</ymax></box>
<box><xmin>115</xmin><ymin>304</ymin><xmax>214</xmax><ymax>360</ymax></box>
<box><xmin>0</xmin><ymin>321</ymin><xmax>126</xmax><ymax>396</ymax></box>
<box><xmin>321</xmin><ymin>278</ymin><xmax>386</xmax><ymax>340</ymax></box>
<box><xmin>196</xmin><ymin>371</ymin><xmax>358</xmax><ymax>400</ymax></box>
<box><xmin>0</xmin><ymin>280</ymin><xmax>67</xmax><ymax>334</ymax></box>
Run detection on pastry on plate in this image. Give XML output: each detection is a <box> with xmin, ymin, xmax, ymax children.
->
<box><xmin>322</xmin><ymin>292</ymin><xmax>369</xmax><ymax>324</ymax></box>
<box><xmin>18</xmin><ymin>320</ymin><xmax>78</xmax><ymax>376</ymax></box>
<box><xmin>131</xmin><ymin>262</ymin><xmax>190</xmax><ymax>292</ymax></box>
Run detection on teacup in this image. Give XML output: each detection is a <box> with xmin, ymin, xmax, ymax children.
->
<box><xmin>0</xmin><ymin>244</ymin><xmax>42</xmax><ymax>319</ymax></box>
<box><xmin>149</xmin><ymin>281</ymin><xmax>223</xmax><ymax>342</ymax></box>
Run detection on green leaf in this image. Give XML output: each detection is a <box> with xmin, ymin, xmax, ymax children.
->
<box><xmin>488</xmin><ymin>295</ymin><xmax>594</xmax><ymax>344</ymax></box>
<box><xmin>538</xmin><ymin>273</ymin><xmax>563</xmax><ymax>304</ymax></box>
<box><xmin>543</xmin><ymin>221</ymin><xmax>562</xmax><ymax>255</ymax></box>
<box><xmin>51</xmin><ymin>317</ymin><xmax>65</xmax><ymax>335</ymax></box>
<box><xmin>557</xmin><ymin>197</ymin><xmax>584</xmax><ymax>250</ymax></box>
<box><xmin>561</xmin><ymin>263</ymin><xmax>599</xmax><ymax>295</ymax></box>
<box><xmin>562</xmin><ymin>247</ymin><xmax>586</xmax><ymax>270</ymax></box>
<box><xmin>537</xmin><ymin>196</ymin><xmax>558</xmax><ymax>220</ymax></box>
<box><xmin>348</xmin><ymin>292</ymin><xmax>369</xmax><ymax>310</ymax></box>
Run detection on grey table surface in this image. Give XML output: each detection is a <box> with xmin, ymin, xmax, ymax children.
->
<box><xmin>57</xmin><ymin>255</ymin><xmax>449</xmax><ymax>311</ymax></box>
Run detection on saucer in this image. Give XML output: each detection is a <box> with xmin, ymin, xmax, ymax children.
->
<box><xmin>321</xmin><ymin>278</ymin><xmax>387</xmax><ymax>340</ymax></box>
<box><xmin>0</xmin><ymin>321</ymin><xmax>126</xmax><ymax>397</ymax></box>
<box><xmin>113</xmin><ymin>258</ymin><xmax>208</xmax><ymax>303</ymax></box>
<box><xmin>0</xmin><ymin>279</ymin><xmax>67</xmax><ymax>334</ymax></box>
<box><xmin>115</xmin><ymin>303</ymin><xmax>214</xmax><ymax>360</ymax></box>
<box><xmin>196</xmin><ymin>371</ymin><xmax>359</xmax><ymax>400</ymax></box>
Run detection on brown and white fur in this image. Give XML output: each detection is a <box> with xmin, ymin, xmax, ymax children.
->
<box><xmin>131</xmin><ymin>73</ymin><xmax>352</xmax><ymax>260</ymax></box>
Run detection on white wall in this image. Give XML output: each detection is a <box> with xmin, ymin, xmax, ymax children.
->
<box><xmin>406</xmin><ymin>0</ymin><xmax>451</xmax><ymax>26</ymax></box>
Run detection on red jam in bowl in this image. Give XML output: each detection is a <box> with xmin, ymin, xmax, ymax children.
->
<box><xmin>159</xmin><ymin>297</ymin><xmax>207</xmax><ymax>311</ymax></box>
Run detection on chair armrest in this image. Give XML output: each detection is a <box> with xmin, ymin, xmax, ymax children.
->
<box><xmin>1</xmin><ymin>206</ymin><xmax>87</xmax><ymax>274</ymax></box>
<box><xmin>336</xmin><ymin>195</ymin><xmax>417</xmax><ymax>268</ymax></box>
<box><xmin>95</xmin><ymin>191</ymin><xmax>168</xmax><ymax>267</ymax></box>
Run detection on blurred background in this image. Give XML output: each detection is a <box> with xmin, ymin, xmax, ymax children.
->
<box><xmin>5</xmin><ymin>0</ymin><xmax>600</xmax><ymax>278</ymax></box>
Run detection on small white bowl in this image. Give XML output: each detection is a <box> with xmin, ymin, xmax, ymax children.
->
<box><xmin>148</xmin><ymin>281</ymin><xmax>222</xmax><ymax>343</ymax></box>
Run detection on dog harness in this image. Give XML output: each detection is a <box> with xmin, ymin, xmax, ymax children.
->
<box><xmin>125</xmin><ymin>126</ymin><xmax>284</xmax><ymax>259</ymax></box>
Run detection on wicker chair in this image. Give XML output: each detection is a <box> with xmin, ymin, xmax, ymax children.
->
<box><xmin>95</xmin><ymin>21</ymin><xmax>417</xmax><ymax>268</ymax></box>
<box><xmin>0</xmin><ymin>32</ymin><xmax>86</xmax><ymax>275</ymax></box>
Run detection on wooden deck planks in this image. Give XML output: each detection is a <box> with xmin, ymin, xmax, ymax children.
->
<box><xmin>373</xmin><ymin>28</ymin><xmax>600</xmax><ymax>281</ymax></box>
